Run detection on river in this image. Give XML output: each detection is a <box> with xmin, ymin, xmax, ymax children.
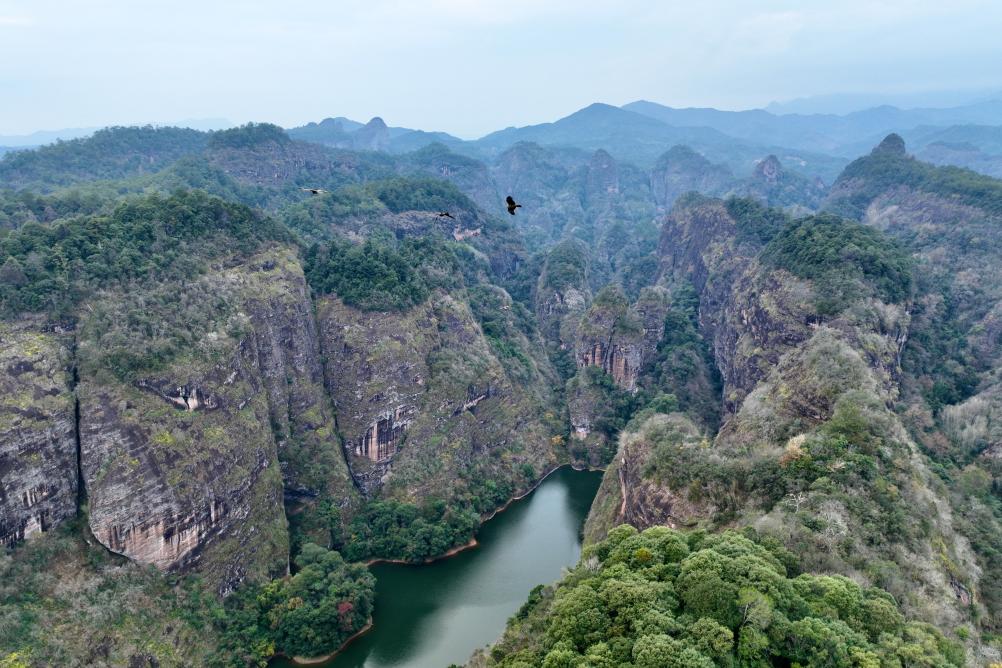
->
<box><xmin>274</xmin><ymin>466</ymin><xmax>602</xmax><ymax>668</ymax></box>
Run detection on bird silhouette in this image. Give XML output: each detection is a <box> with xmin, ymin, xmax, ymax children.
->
<box><xmin>436</xmin><ymin>211</ymin><xmax>455</xmax><ymax>220</ymax></box>
<box><xmin>300</xmin><ymin>188</ymin><xmax>328</xmax><ymax>195</ymax></box>
<box><xmin>506</xmin><ymin>196</ymin><xmax>522</xmax><ymax>215</ymax></box>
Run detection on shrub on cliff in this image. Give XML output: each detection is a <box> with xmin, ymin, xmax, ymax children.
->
<box><xmin>762</xmin><ymin>213</ymin><xmax>913</xmax><ymax>314</ymax></box>
<box><xmin>305</xmin><ymin>233</ymin><xmax>485</xmax><ymax>311</ymax></box>
<box><xmin>370</xmin><ymin>176</ymin><xmax>475</xmax><ymax>214</ymax></box>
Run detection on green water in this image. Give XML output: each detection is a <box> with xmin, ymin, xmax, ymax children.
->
<box><xmin>276</xmin><ymin>466</ymin><xmax>601</xmax><ymax>668</ymax></box>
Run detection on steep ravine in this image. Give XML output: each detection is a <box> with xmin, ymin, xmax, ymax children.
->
<box><xmin>582</xmin><ymin>196</ymin><xmax>983</xmax><ymax>642</ymax></box>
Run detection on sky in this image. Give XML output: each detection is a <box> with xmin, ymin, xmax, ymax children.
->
<box><xmin>1</xmin><ymin>0</ymin><xmax>1001</xmax><ymax>138</ymax></box>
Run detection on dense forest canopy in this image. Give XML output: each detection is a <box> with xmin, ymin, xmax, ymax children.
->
<box><xmin>762</xmin><ymin>212</ymin><xmax>914</xmax><ymax>311</ymax></box>
<box><xmin>0</xmin><ymin>190</ymin><xmax>290</xmax><ymax>318</ymax></box>
<box><xmin>479</xmin><ymin>525</ymin><xmax>963</xmax><ymax>667</ymax></box>
<box><xmin>2</xmin><ymin>116</ymin><xmax>1002</xmax><ymax>668</ymax></box>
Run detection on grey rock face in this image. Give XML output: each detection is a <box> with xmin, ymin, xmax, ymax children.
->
<box><xmin>0</xmin><ymin>321</ymin><xmax>77</xmax><ymax>546</ymax></box>
<box><xmin>658</xmin><ymin>199</ymin><xmax>812</xmax><ymax>411</ymax></box>
<box><xmin>74</xmin><ymin>249</ymin><xmax>350</xmax><ymax>592</ymax></box>
<box><xmin>317</xmin><ymin>292</ymin><xmax>560</xmax><ymax>502</ymax></box>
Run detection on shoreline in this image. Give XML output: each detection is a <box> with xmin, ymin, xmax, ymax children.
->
<box><xmin>319</xmin><ymin>461</ymin><xmax>604</xmax><ymax>663</ymax></box>
<box><xmin>481</xmin><ymin>462</ymin><xmax>600</xmax><ymax>523</ymax></box>
<box><xmin>363</xmin><ymin>461</ymin><xmax>603</xmax><ymax>568</ymax></box>
<box><xmin>279</xmin><ymin>618</ymin><xmax>374</xmax><ymax>666</ymax></box>
<box><xmin>364</xmin><ymin>537</ymin><xmax>479</xmax><ymax>567</ymax></box>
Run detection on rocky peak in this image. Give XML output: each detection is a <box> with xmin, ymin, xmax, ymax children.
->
<box><xmin>352</xmin><ymin>117</ymin><xmax>391</xmax><ymax>151</ymax></box>
<box><xmin>650</xmin><ymin>145</ymin><xmax>733</xmax><ymax>209</ymax></box>
<box><xmin>585</xmin><ymin>149</ymin><xmax>620</xmax><ymax>204</ymax></box>
<box><xmin>753</xmin><ymin>154</ymin><xmax>783</xmax><ymax>184</ymax></box>
<box><xmin>574</xmin><ymin>285</ymin><xmax>645</xmax><ymax>391</ymax></box>
<box><xmin>872</xmin><ymin>133</ymin><xmax>907</xmax><ymax>157</ymax></box>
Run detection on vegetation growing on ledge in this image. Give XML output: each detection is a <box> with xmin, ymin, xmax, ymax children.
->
<box><xmin>762</xmin><ymin>213</ymin><xmax>913</xmax><ymax>313</ymax></box>
<box><xmin>646</xmin><ymin>283</ymin><xmax>722</xmax><ymax>431</ymax></box>
<box><xmin>833</xmin><ymin>142</ymin><xmax>1002</xmax><ymax>218</ymax></box>
<box><xmin>0</xmin><ymin>521</ymin><xmax>222</xmax><ymax>667</ymax></box>
<box><xmin>724</xmin><ymin>196</ymin><xmax>790</xmax><ymax>247</ymax></box>
<box><xmin>304</xmin><ymin>234</ymin><xmax>479</xmax><ymax>311</ymax></box>
<box><xmin>0</xmin><ymin>190</ymin><xmax>290</xmax><ymax>319</ymax></box>
<box><xmin>0</xmin><ymin>126</ymin><xmax>209</xmax><ymax>189</ymax></box>
<box><xmin>474</xmin><ymin>525</ymin><xmax>964</xmax><ymax>668</ymax></box>
<box><xmin>207</xmin><ymin>122</ymin><xmax>290</xmax><ymax>150</ymax></box>
<box><xmin>540</xmin><ymin>239</ymin><xmax>589</xmax><ymax>293</ymax></box>
<box><xmin>369</xmin><ymin>176</ymin><xmax>476</xmax><ymax>214</ymax></box>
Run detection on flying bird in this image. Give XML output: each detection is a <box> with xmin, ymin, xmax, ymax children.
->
<box><xmin>300</xmin><ymin>188</ymin><xmax>328</xmax><ymax>195</ymax></box>
<box><xmin>436</xmin><ymin>211</ymin><xmax>455</xmax><ymax>220</ymax></box>
<box><xmin>506</xmin><ymin>196</ymin><xmax>522</xmax><ymax>215</ymax></box>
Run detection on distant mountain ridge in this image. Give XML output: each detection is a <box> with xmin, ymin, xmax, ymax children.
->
<box><xmin>287</xmin><ymin>115</ymin><xmax>465</xmax><ymax>154</ymax></box>
<box><xmin>7</xmin><ymin>97</ymin><xmax>1002</xmax><ymax>191</ymax></box>
<box><xmin>0</xmin><ymin>118</ymin><xmax>232</xmax><ymax>147</ymax></box>
<box><xmin>624</xmin><ymin>98</ymin><xmax>1002</xmax><ymax>157</ymax></box>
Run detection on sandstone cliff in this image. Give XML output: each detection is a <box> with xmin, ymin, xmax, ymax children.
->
<box><xmin>75</xmin><ymin>248</ymin><xmax>349</xmax><ymax>591</ymax></box>
<box><xmin>317</xmin><ymin>289</ymin><xmax>561</xmax><ymax>505</ymax></box>
<box><xmin>0</xmin><ymin>321</ymin><xmax>77</xmax><ymax>546</ymax></box>
<box><xmin>564</xmin><ymin>286</ymin><xmax>670</xmax><ymax>465</ymax></box>
<box><xmin>587</xmin><ymin>195</ymin><xmax>981</xmax><ymax>637</ymax></box>
<box><xmin>825</xmin><ymin>135</ymin><xmax>1002</xmax><ymax>633</ymax></box>
<box><xmin>650</xmin><ymin>145</ymin><xmax>733</xmax><ymax>211</ymax></box>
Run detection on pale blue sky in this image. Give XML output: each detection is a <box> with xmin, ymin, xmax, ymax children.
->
<box><xmin>1</xmin><ymin>0</ymin><xmax>1001</xmax><ymax>137</ymax></box>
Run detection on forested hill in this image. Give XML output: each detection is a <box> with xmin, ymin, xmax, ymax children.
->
<box><xmin>3</xmin><ymin>123</ymin><xmax>1002</xmax><ymax>665</ymax></box>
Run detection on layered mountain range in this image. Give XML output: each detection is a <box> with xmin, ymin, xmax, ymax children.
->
<box><xmin>3</xmin><ymin>108</ymin><xmax>1002</xmax><ymax>665</ymax></box>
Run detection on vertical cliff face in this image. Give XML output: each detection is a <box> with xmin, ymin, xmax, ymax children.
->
<box><xmin>0</xmin><ymin>321</ymin><xmax>77</xmax><ymax>546</ymax></box>
<box><xmin>583</xmin><ymin>412</ymin><xmax>709</xmax><ymax>545</ymax></box>
<box><xmin>583</xmin><ymin>149</ymin><xmax>620</xmax><ymax>211</ymax></box>
<box><xmin>78</xmin><ymin>370</ymin><xmax>287</xmax><ymax>588</ymax></box>
<box><xmin>824</xmin><ymin>137</ymin><xmax>1002</xmax><ymax>632</ymax></box>
<box><xmin>74</xmin><ymin>248</ymin><xmax>355</xmax><ymax>592</ymax></box>
<box><xmin>566</xmin><ymin>286</ymin><xmax>670</xmax><ymax>464</ymax></box>
<box><xmin>587</xmin><ymin>196</ymin><xmax>979</xmax><ymax>635</ymax></box>
<box><xmin>728</xmin><ymin>154</ymin><xmax>827</xmax><ymax>211</ymax></box>
<box><xmin>572</xmin><ymin>285</ymin><xmax>670</xmax><ymax>392</ymax></box>
<box><xmin>535</xmin><ymin>239</ymin><xmax>592</xmax><ymax>354</ymax></box>
<box><xmin>317</xmin><ymin>291</ymin><xmax>561</xmax><ymax>503</ymax></box>
<box><xmin>351</xmin><ymin>117</ymin><xmax>391</xmax><ymax>152</ymax></box>
<box><xmin>658</xmin><ymin>198</ymin><xmax>814</xmax><ymax>411</ymax></box>
<box><xmin>238</xmin><ymin>253</ymin><xmax>359</xmax><ymax>512</ymax></box>
<box><xmin>316</xmin><ymin>297</ymin><xmax>432</xmax><ymax>495</ymax></box>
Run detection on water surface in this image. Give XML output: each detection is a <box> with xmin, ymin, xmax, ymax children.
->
<box><xmin>278</xmin><ymin>467</ymin><xmax>601</xmax><ymax>668</ymax></box>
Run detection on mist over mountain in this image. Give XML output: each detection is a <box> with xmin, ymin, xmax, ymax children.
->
<box><xmin>625</xmin><ymin>98</ymin><xmax>1002</xmax><ymax>157</ymax></box>
<box><xmin>765</xmin><ymin>88</ymin><xmax>1002</xmax><ymax>115</ymax></box>
<box><xmin>4</xmin><ymin>90</ymin><xmax>1002</xmax><ymax>667</ymax></box>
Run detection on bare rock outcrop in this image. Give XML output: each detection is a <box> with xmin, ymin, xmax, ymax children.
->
<box><xmin>75</xmin><ymin>248</ymin><xmax>357</xmax><ymax>592</ymax></box>
<box><xmin>0</xmin><ymin>321</ymin><xmax>77</xmax><ymax>546</ymax></box>
<box><xmin>317</xmin><ymin>292</ymin><xmax>560</xmax><ymax>502</ymax></box>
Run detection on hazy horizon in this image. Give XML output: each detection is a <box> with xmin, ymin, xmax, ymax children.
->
<box><xmin>2</xmin><ymin>1</ymin><xmax>1002</xmax><ymax>138</ymax></box>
